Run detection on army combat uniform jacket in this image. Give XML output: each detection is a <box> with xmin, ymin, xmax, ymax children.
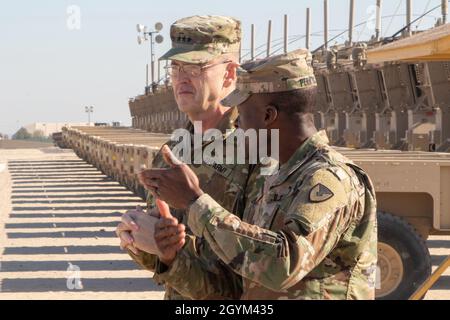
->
<box><xmin>128</xmin><ymin>107</ymin><xmax>253</xmax><ymax>300</ymax></box>
<box><xmin>175</xmin><ymin>130</ymin><xmax>378</xmax><ymax>299</ymax></box>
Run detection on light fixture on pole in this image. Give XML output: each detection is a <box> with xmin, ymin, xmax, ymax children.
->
<box><xmin>136</xmin><ymin>22</ymin><xmax>164</xmax><ymax>93</ymax></box>
<box><xmin>85</xmin><ymin>106</ymin><xmax>94</xmax><ymax>124</ymax></box>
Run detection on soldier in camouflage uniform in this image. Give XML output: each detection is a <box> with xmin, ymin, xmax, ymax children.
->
<box><xmin>116</xmin><ymin>15</ymin><xmax>255</xmax><ymax>300</ymax></box>
<box><xmin>145</xmin><ymin>49</ymin><xmax>378</xmax><ymax>299</ymax></box>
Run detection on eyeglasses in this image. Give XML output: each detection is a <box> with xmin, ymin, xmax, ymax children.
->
<box><xmin>167</xmin><ymin>60</ymin><xmax>232</xmax><ymax>78</ymax></box>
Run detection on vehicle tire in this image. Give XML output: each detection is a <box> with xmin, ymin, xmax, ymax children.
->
<box><xmin>376</xmin><ymin>211</ymin><xmax>431</xmax><ymax>300</ymax></box>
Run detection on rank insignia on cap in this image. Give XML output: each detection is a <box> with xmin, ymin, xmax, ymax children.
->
<box><xmin>309</xmin><ymin>184</ymin><xmax>334</xmax><ymax>203</ymax></box>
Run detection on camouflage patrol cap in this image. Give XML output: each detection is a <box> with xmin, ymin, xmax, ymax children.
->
<box><xmin>222</xmin><ymin>48</ymin><xmax>317</xmax><ymax>106</ymax></box>
<box><xmin>159</xmin><ymin>15</ymin><xmax>241</xmax><ymax>64</ymax></box>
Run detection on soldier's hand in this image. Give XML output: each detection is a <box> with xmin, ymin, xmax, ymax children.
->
<box><xmin>139</xmin><ymin>145</ymin><xmax>204</xmax><ymax>210</ymax></box>
<box><xmin>154</xmin><ymin>217</ymin><xmax>186</xmax><ymax>266</ymax></box>
<box><xmin>137</xmin><ymin>169</ymin><xmax>153</xmax><ymax>191</ymax></box>
<box><xmin>117</xmin><ymin>200</ymin><xmax>176</xmax><ymax>256</ymax></box>
<box><xmin>116</xmin><ymin>207</ymin><xmax>142</xmax><ymax>255</ymax></box>
<box><xmin>154</xmin><ymin>198</ymin><xmax>186</xmax><ymax>265</ymax></box>
<box><xmin>130</xmin><ymin>214</ymin><xmax>162</xmax><ymax>255</ymax></box>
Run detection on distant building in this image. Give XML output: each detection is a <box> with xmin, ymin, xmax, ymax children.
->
<box><xmin>23</xmin><ymin>122</ymin><xmax>93</xmax><ymax>137</ymax></box>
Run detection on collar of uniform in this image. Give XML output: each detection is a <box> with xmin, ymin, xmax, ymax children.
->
<box><xmin>271</xmin><ymin>130</ymin><xmax>330</xmax><ymax>187</ymax></box>
<box><xmin>216</xmin><ymin>106</ymin><xmax>239</xmax><ymax>134</ymax></box>
<box><xmin>163</xmin><ymin>108</ymin><xmax>238</xmax><ymax>161</ymax></box>
<box><xmin>184</xmin><ymin>106</ymin><xmax>238</xmax><ymax>137</ymax></box>
<box><xmin>182</xmin><ymin>107</ymin><xmax>238</xmax><ymax>150</ymax></box>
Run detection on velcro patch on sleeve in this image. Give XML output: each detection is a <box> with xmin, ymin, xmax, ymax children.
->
<box><xmin>309</xmin><ymin>183</ymin><xmax>334</xmax><ymax>203</ymax></box>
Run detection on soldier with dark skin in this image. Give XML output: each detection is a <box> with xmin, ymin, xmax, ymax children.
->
<box><xmin>142</xmin><ymin>49</ymin><xmax>378</xmax><ymax>299</ymax></box>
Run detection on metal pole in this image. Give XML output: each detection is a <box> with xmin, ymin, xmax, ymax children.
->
<box><xmin>146</xmin><ymin>64</ymin><xmax>149</xmax><ymax>87</ymax></box>
<box><xmin>443</xmin><ymin>0</ymin><xmax>448</xmax><ymax>24</ymax></box>
<box><xmin>251</xmin><ymin>24</ymin><xmax>255</xmax><ymax>60</ymax></box>
<box><xmin>324</xmin><ymin>0</ymin><xmax>329</xmax><ymax>49</ymax></box>
<box><xmin>157</xmin><ymin>60</ymin><xmax>161</xmax><ymax>84</ymax></box>
<box><xmin>267</xmin><ymin>20</ymin><xmax>272</xmax><ymax>57</ymax></box>
<box><xmin>86</xmin><ymin>107</ymin><xmax>93</xmax><ymax>124</ymax></box>
<box><xmin>349</xmin><ymin>0</ymin><xmax>355</xmax><ymax>45</ymax></box>
<box><xmin>406</xmin><ymin>0</ymin><xmax>412</xmax><ymax>36</ymax></box>
<box><xmin>376</xmin><ymin>0</ymin><xmax>382</xmax><ymax>40</ymax></box>
<box><xmin>239</xmin><ymin>41</ymin><xmax>242</xmax><ymax>63</ymax></box>
<box><xmin>150</xmin><ymin>33</ymin><xmax>155</xmax><ymax>85</ymax></box>
<box><xmin>284</xmin><ymin>14</ymin><xmax>288</xmax><ymax>54</ymax></box>
<box><xmin>165</xmin><ymin>60</ymin><xmax>169</xmax><ymax>84</ymax></box>
<box><xmin>306</xmin><ymin>8</ymin><xmax>311</xmax><ymax>49</ymax></box>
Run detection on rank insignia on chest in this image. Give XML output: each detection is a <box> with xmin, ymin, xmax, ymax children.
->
<box><xmin>309</xmin><ymin>183</ymin><xmax>334</xmax><ymax>203</ymax></box>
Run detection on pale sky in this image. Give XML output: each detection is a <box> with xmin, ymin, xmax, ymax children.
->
<box><xmin>0</xmin><ymin>0</ymin><xmax>444</xmax><ymax>136</ymax></box>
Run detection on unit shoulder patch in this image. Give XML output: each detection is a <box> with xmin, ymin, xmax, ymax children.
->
<box><xmin>309</xmin><ymin>183</ymin><xmax>334</xmax><ymax>203</ymax></box>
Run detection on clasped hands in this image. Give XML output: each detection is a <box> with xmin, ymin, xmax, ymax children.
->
<box><xmin>115</xmin><ymin>145</ymin><xmax>203</xmax><ymax>266</ymax></box>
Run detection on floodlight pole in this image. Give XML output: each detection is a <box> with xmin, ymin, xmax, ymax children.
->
<box><xmin>137</xmin><ymin>23</ymin><xmax>163</xmax><ymax>93</ymax></box>
<box><xmin>142</xmin><ymin>30</ymin><xmax>160</xmax><ymax>92</ymax></box>
<box><xmin>85</xmin><ymin>106</ymin><xmax>94</xmax><ymax>124</ymax></box>
<box><xmin>149</xmin><ymin>32</ymin><xmax>155</xmax><ymax>86</ymax></box>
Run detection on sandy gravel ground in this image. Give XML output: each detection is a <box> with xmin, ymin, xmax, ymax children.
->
<box><xmin>0</xmin><ymin>140</ymin><xmax>54</xmax><ymax>149</ymax></box>
<box><xmin>0</xmin><ymin>147</ymin><xmax>164</xmax><ymax>300</ymax></box>
<box><xmin>0</xmin><ymin>147</ymin><xmax>449</xmax><ymax>300</ymax></box>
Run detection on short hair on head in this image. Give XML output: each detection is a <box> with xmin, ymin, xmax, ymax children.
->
<box><xmin>255</xmin><ymin>86</ymin><xmax>317</xmax><ymax>115</ymax></box>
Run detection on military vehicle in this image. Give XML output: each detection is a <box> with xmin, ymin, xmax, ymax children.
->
<box><xmin>60</xmin><ymin>0</ymin><xmax>450</xmax><ymax>299</ymax></box>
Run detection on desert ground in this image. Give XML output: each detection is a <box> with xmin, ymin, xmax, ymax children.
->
<box><xmin>0</xmin><ymin>145</ymin><xmax>449</xmax><ymax>300</ymax></box>
<box><xmin>0</xmin><ymin>146</ymin><xmax>164</xmax><ymax>299</ymax></box>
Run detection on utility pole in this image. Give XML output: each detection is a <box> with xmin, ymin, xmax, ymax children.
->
<box><xmin>267</xmin><ymin>20</ymin><xmax>272</xmax><ymax>57</ymax></box>
<box><xmin>284</xmin><ymin>14</ymin><xmax>288</xmax><ymax>54</ymax></box>
<box><xmin>406</xmin><ymin>0</ymin><xmax>412</xmax><ymax>36</ymax></box>
<box><xmin>251</xmin><ymin>24</ymin><xmax>255</xmax><ymax>60</ymax></box>
<box><xmin>306</xmin><ymin>8</ymin><xmax>311</xmax><ymax>50</ymax></box>
<box><xmin>324</xmin><ymin>0</ymin><xmax>329</xmax><ymax>50</ymax></box>
<box><xmin>376</xmin><ymin>0</ymin><xmax>382</xmax><ymax>40</ymax></box>
<box><xmin>443</xmin><ymin>0</ymin><xmax>448</xmax><ymax>24</ymax></box>
<box><xmin>136</xmin><ymin>23</ymin><xmax>164</xmax><ymax>93</ymax></box>
<box><xmin>349</xmin><ymin>0</ymin><xmax>355</xmax><ymax>45</ymax></box>
<box><xmin>85</xmin><ymin>106</ymin><xmax>94</xmax><ymax>124</ymax></box>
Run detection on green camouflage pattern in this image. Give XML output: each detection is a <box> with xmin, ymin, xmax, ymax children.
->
<box><xmin>160</xmin><ymin>15</ymin><xmax>241</xmax><ymax>64</ymax></box>
<box><xmin>186</xmin><ymin>130</ymin><xmax>378</xmax><ymax>300</ymax></box>
<box><xmin>222</xmin><ymin>48</ymin><xmax>317</xmax><ymax>107</ymax></box>
<box><xmin>128</xmin><ymin>107</ymin><xmax>253</xmax><ymax>300</ymax></box>
<box><xmin>151</xmin><ymin>163</ymin><xmax>263</xmax><ymax>299</ymax></box>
